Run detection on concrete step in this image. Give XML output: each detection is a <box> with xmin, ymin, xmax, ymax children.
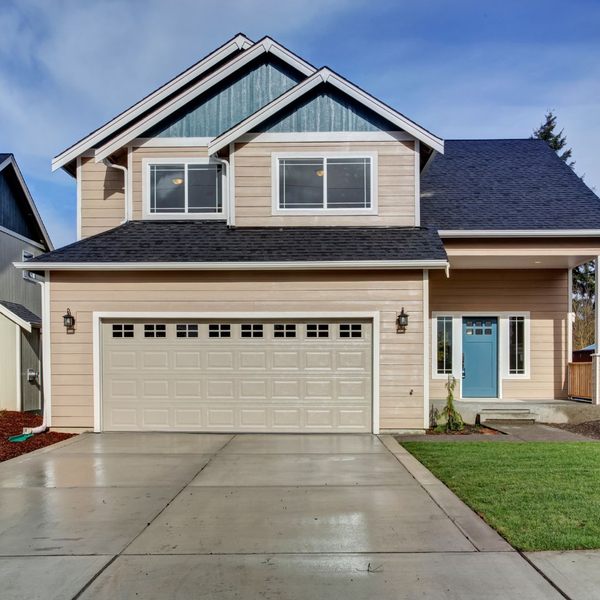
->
<box><xmin>479</xmin><ymin>408</ymin><xmax>538</xmax><ymax>424</ymax></box>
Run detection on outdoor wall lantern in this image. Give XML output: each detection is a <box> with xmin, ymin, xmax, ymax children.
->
<box><xmin>63</xmin><ymin>308</ymin><xmax>75</xmax><ymax>331</ymax></box>
<box><xmin>396</xmin><ymin>307</ymin><xmax>409</xmax><ymax>333</ymax></box>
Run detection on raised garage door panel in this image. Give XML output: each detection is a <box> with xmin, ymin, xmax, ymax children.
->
<box><xmin>102</xmin><ymin>319</ymin><xmax>372</xmax><ymax>433</ymax></box>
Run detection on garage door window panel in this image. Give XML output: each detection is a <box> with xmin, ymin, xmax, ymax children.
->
<box><xmin>307</xmin><ymin>323</ymin><xmax>329</xmax><ymax>338</ymax></box>
<box><xmin>274</xmin><ymin>324</ymin><xmax>296</xmax><ymax>338</ymax></box>
<box><xmin>176</xmin><ymin>324</ymin><xmax>199</xmax><ymax>338</ymax></box>
<box><xmin>112</xmin><ymin>324</ymin><xmax>134</xmax><ymax>338</ymax></box>
<box><xmin>209</xmin><ymin>324</ymin><xmax>231</xmax><ymax>338</ymax></box>
<box><xmin>340</xmin><ymin>324</ymin><xmax>363</xmax><ymax>338</ymax></box>
<box><xmin>145</xmin><ymin>324</ymin><xmax>167</xmax><ymax>338</ymax></box>
<box><xmin>241</xmin><ymin>324</ymin><xmax>264</xmax><ymax>338</ymax></box>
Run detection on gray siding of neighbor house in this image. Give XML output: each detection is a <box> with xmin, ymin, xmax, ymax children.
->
<box><xmin>255</xmin><ymin>86</ymin><xmax>400</xmax><ymax>133</ymax></box>
<box><xmin>0</xmin><ymin>167</ymin><xmax>40</xmax><ymax>242</ymax></box>
<box><xmin>0</xmin><ymin>231</ymin><xmax>43</xmax><ymax>317</ymax></box>
<box><xmin>144</xmin><ymin>57</ymin><xmax>304</xmax><ymax>138</ymax></box>
<box><xmin>21</xmin><ymin>327</ymin><xmax>41</xmax><ymax>412</ymax></box>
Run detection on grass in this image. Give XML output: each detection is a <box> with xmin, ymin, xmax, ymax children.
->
<box><xmin>400</xmin><ymin>442</ymin><xmax>600</xmax><ymax>551</ymax></box>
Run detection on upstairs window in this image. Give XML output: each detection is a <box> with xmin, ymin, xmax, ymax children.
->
<box><xmin>146</xmin><ymin>160</ymin><xmax>223</xmax><ymax>218</ymax></box>
<box><xmin>275</xmin><ymin>153</ymin><xmax>376</xmax><ymax>214</ymax></box>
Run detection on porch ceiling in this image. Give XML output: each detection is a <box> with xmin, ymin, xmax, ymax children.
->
<box><xmin>444</xmin><ymin>237</ymin><xmax>600</xmax><ymax>269</ymax></box>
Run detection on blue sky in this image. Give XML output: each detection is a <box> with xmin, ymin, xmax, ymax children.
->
<box><xmin>1</xmin><ymin>0</ymin><xmax>599</xmax><ymax>247</ymax></box>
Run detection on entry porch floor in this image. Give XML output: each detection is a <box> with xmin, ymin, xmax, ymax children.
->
<box><xmin>432</xmin><ymin>398</ymin><xmax>600</xmax><ymax>425</ymax></box>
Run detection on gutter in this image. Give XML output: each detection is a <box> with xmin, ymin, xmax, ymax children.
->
<box><xmin>438</xmin><ymin>230</ymin><xmax>600</xmax><ymax>238</ymax></box>
<box><xmin>14</xmin><ymin>259</ymin><xmax>450</xmax><ymax>272</ymax></box>
<box><xmin>102</xmin><ymin>159</ymin><xmax>129</xmax><ymax>224</ymax></box>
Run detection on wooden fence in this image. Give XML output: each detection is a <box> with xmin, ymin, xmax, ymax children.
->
<box><xmin>568</xmin><ymin>362</ymin><xmax>592</xmax><ymax>401</ymax></box>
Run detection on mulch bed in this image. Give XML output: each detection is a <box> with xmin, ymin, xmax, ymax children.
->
<box><xmin>0</xmin><ymin>411</ymin><xmax>76</xmax><ymax>463</ymax></box>
<box><xmin>552</xmin><ymin>420</ymin><xmax>600</xmax><ymax>440</ymax></box>
<box><xmin>427</xmin><ymin>423</ymin><xmax>500</xmax><ymax>436</ymax></box>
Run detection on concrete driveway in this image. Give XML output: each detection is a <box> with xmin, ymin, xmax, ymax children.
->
<box><xmin>0</xmin><ymin>433</ymin><xmax>563</xmax><ymax>599</ymax></box>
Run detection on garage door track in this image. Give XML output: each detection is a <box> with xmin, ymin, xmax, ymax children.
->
<box><xmin>0</xmin><ymin>433</ymin><xmax>564</xmax><ymax>599</ymax></box>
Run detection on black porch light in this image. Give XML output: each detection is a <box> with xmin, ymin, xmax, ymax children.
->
<box><xmin>63</xmin><ymin>308</ymin><xmax>75</xmax><ymax>329</ymax></box>
<box><xmin>396</xmin><ymin>307</ymin><xmax>409</xmax><ymax>332</ymax></box>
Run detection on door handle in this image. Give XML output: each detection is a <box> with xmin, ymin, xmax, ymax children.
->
<box><xmin>462</xmin><ymin>353</ymin><xmax>466</xmax><ymax>379</ymax></box>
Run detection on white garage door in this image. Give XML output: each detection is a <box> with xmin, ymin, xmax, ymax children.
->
<box><xmin>101</xmin><ymin>319</ymin><xmax>372</xmax><ymax>433</ymax></box>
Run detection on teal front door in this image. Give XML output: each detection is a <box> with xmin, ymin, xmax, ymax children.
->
<box><xmin>462</xmin><ymin>317</ymin><xmax>498</xmax><ymax>398</ymax></box>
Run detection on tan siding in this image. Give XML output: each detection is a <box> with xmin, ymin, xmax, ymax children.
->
<box><xmin>233</xmin><ymin>140</ymin><xmax>416</xmax><ymax>227</ymax></box>
<box><xmin>429</xmin><ymin>269</ymin><xmax>568</xmax><ymax>400</ymax></box>
<box><xmin>49</xmin><ymin>269</ymin><xmax>425</xmax><ymax>431</ymax></box>
<box><xmin>80</xmin><ymin>157</ymin><xmax>126</xmax><ymax>239</ymax></box>
<box><xmin>131</xmin><ymin>146</ymin><xmax>209</xmax><ymax>220</ymax></box>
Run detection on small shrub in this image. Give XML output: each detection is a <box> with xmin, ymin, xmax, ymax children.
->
<box><xmin>434</xmin><ymin>376</ymin><xmax>464</xmax><ymax>432</ymax></box>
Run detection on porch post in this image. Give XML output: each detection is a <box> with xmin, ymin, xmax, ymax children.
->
<box><xmin>593</xmin><ymin>257</ymin><xmax>600</xmax><ymax>404</ymax></box>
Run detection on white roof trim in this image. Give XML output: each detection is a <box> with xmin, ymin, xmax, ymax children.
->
<box><xmin>0</xmin><ymin>303</ymin><xmax>32</xmax><ymax>333</ymax></box>
<box><xmin>0</xmin><ymin>156</ymin><xmax>53</xmax><ymax>250</ymax></box>
<box><xmin>93</xmin><ymin>38</ymin><xmax>317</xmax><ymax>164</ymax></box>
<box><xmin>52</xmin><ymin>34</ymin><xmax>254</xmax><ymax>172</ymax></box>
<box><xmin>439</xmin><ymin>230</ymin><xmax>600</xmax><ymax>238</ymax></box>
<box><xmin>14</xmin><ymin>259</ymin><xmax>448</xmax><ymax>272</ymax></box>
<box><xmin>209</xmin><ymin>67</ymin><xmax>444</xmax><ymax>155</ymax></box>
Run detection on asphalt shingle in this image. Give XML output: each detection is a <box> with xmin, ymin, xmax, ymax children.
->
<box><xmin>26</xmin><ymin>221</ymin><xmax>447</xmax><ymax>264</ymax></box>
<box><xmin>421</xmin><ymin>139</ymin><xmax>600</xmax><ymax>230</ymax></box>
<box><xmin>0</xmin><ymin>301</ymin><xmax>41</xmax><ymax>325</ymax></box>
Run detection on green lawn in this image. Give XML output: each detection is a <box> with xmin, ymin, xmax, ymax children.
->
<box><xmin>400</xmin><ymin>442</ymin><xmax>600</xmax><ymax>551</ymax></box>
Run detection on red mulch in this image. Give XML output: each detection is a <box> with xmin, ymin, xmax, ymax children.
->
<box><xmin>0</xmin><ymin>411</ymin><xmax>76</xmax><ymax>463</ymax></box>
<box><xmin>427</xmin><ymin>423</ymin><xmax>500</xmax><ymax>435</ymax></box>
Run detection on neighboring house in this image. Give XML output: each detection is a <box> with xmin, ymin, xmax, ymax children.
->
<box><xmin>0</xmin><ymin>154</ymin><xmax>53</xmax><ymax>412</ymax></box>
<box><xmin>573</xmin><ymin>344</ymin><xmax>594</xmax><ymax>363</ymax></box>
<box><xmin>19</xmin><ymin>34</ymin><xmax>600</xmax><ymax>433</ymax></box>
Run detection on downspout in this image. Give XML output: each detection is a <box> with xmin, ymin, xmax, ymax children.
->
<box><xmin>24</xmin><ymin>278</ymin><xmax>47</xmax><ymax>435</ymax></box>
<box><xmin>102</xmin><ymin>158</ymin><xmax>128</xmax><ymax>224</ymax></box>
<box><xmin>212</xmin><ymin>157</ymin><xmax>231</xmax><ymax>228</ymax></box>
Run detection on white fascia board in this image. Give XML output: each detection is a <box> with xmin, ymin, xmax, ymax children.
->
<box><xmin>323</xmin><ymin>70</ymin><xmax>444</xmax><ymax>154</ymax></box>
<box><xmin>13</xmin><ymin>260</ymin><xmax>449</xmax><ymax>271</ymax></box>
<box><xmin>1</xmin><ymin>157</ymin><xmax>53</xmax><ymax>250</ymax></box>
<box><xmin>52</xmin><ymin>34</ymin><xmax>253</xmax><ymax>172</ymax></box>
<box><xmin>0</xmin><ymin>303</ymin><xmax>32</xmax><ymax>333</ymax></box>
<box><xmin>209</xmin><ymin>67</ymin><xmax>444</xmax><ymax>155</ymax></box>
<box><xmin>94</xmin><ymin>38</ymin><xmax>317</xmax><ymax>164</ymax></box>
<box><xmin>439</xmin><ymin>230</ymin><xmax>600</xmax><ymax>238</ymax></box>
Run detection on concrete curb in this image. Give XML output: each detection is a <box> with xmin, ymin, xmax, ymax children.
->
<box><xmin>379</xmin><ymin>435</ymin><xmax>514</xmax><ymax>553</ymax></box>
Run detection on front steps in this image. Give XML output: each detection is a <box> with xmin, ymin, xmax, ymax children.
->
<box><xmin>478</xmin><ymin>408</ymin><xmax>538</xmax><ymax>425</ymax></box>
<box><xmin>430</xmin><ymin>398</ymin><xmax>600</xmax><ymax>426</ymax></box>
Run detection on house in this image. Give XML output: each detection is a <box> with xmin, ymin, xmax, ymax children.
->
<box><xmin>0</xmin><ymin>153</ymin><xmax>53</xmax><ymax>413</ymax></box>
<box><xmin>18</xmin><ymin>34</ymin><xmax>600</xmax><ymax>433</ymax></box>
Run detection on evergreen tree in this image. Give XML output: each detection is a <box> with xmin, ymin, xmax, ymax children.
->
<box><xmin>531</xmin><ymin>110</ymin><xmax>575</xmax><ymax>169</ymax></box>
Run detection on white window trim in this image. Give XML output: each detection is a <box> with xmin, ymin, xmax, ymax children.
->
<box><xmin>431</xmin><ymin>311</ymin><xmax>531</xmax><ymax>400</ymax></box>
<box><xmin>142</xmin><ymin>157</ymin><xmax>228</xmax><ymax>221</ymax></box>
<box><xmin>271</xmin><ymin>151</ymin><xmax>378</xmax><ymax>216</ymax></box>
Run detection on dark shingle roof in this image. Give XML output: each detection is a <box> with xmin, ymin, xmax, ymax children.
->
<box><xmin>26</xmin><ymin>220</ymin><xmax>446</xmax><ymax>264</ymax></box>
<box><xmin>421</xmin><ymin>139</ymin><xmax>600</xmax><ymax>230</ymax></box>
<box><xmin>0</xmin><ymin>301</ymin><xmax>41</xmax><ymax>325</ymax></box>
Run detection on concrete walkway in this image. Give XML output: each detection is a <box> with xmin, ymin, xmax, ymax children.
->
<box><xmin>397</xmin><ymin>422</ymin><xmax>598</xmax><ymax>443</ymax></box>
<box><xmin>0</xmin><ymin>432</ymin><xmax>573</xmax><ymax>599</ymax></box>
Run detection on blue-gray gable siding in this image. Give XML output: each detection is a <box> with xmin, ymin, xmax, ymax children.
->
<box><xmin>0</xmin><ymin>167</ymin><xmax>39</xmax><ymax>242</ymax></box>
<box><xmin>144</xmin><ymin>58</ymin><xmax>304</xmax><ymax>138</ymax></box>
<box><xmin>254</xmin><ymin>86</ymin><xmax>400</xmax><ymax>133</ymax></box>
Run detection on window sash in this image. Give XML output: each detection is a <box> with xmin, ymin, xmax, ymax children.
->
<box><xmin>509</xmin><ymin>316</ymin><xmax>525</xmax><ymax>374</ymax></box>
<box><xmin>149</xmin><ymin>162</ymin><xmax>223</xmax><ymax>215</ymax></box>
<box><xmin>278</xmin><ymin>156</ymin><xmax>372</xmax><ymax>211</ymax></box>
<box><xmin>436</xmin><ymin>316</ymin><xmax>453</xmax><ymax>375</ymax></box>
